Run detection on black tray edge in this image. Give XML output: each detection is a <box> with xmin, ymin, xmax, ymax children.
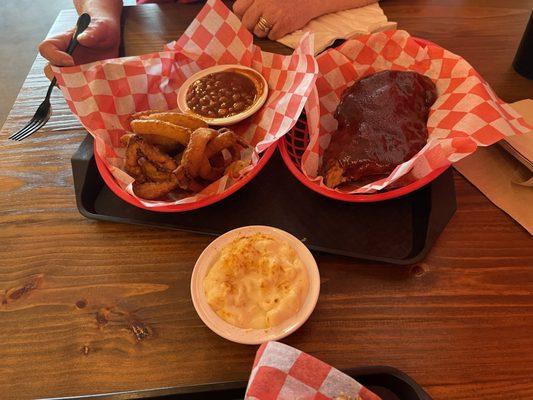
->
<box><xmin>41</xmin><ymin>366</ymin><xmax>431</xmax><ymax>400</ymax></box>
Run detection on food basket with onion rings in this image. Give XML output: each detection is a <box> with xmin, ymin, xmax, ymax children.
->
<box><xmin>51</xmin><ymin>0</ymin><xmax>318</xmax><ymax>212</ymax></box>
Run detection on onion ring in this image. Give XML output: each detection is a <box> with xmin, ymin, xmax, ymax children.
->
<box><xmin>140</xmin><ymin>112</ymin><xmax>208</xmax><ymax>131</ymax></box>
<box><xmin>130</xmin><ymin>119</ymin><xmax>191</xmax><ymax>146</ymax></box>
<box><xmin>192</xmin><ymin>128</ymin><xmax>248</xmax><ymax>182</ymax></box>
<box><xmin>124</xmin><ymin>135</ymin><xmax>144</xmax><ymax>179</ymax></box>
<box><xmin>132</xmin><ymin>174</ymin><xmax>179</xmax><ymax>200</ymax></box>
<box><xmin>205</xmin><ymin>130</ymin><xmax>246</xmax><ymax>159</ymax></box>
<box><xmin>226</xmin><ymin>159</ymin><xmax>250</xmax><ymax>179</ymax></box>
<box><xmin>122</xmin><ymin>124</ymin><xmax>250</xmax><ymax>200</ymax></box>
<box><xmin>174</xmin><ymin>151</ymin><xmax>184</xmax><ymax>165</ymax></box>
<box><xmin>138</xmin><ymin>134</ymin><xmax>182</xmax><ymax>153</ymax></box>
<box><xmin>137</xmin><ymin>139</ymin><xmax>179</xmax><ymax>171</ymax></box>
<box><xmin>120</xmin><ymin>133</ymin><xmax>136</xmax><ymax>147</ymax></box>
<box><xmin>138</xmin><ymin>157</ymin><xmax>172</xmax><ymax>182</ymax></box>
<box><xmin>198</xmin><ymin>159</ymin><xmax>225</xmax><ymax>181</ymax></box>
<box><xmin>181</xmin><ymin>128</ymin><xmax>217</xmax><ymax>178</ymax></box>
<box><xmin>130</xmin><ymin>109</ymin><xmax>162</xmax><ymax>122</ymax></box>
<box><xmin>174</xmin><ymin>165</ymin><xmax>204</xmax><ymax>192</ymax></box>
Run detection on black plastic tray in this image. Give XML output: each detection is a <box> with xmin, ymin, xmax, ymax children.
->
<box><xmin>71</xmin><ymin>135</ymin><xmax>456</xmax><ymax>265</ymax></box>
<box><xmin>47</xmin><ymin>366</ymin><xmax>432</xmax><ymax>399</ymax></box>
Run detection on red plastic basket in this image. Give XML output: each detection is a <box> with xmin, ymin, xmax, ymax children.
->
<box><xmin>278</xmin><ymin>38</ymin><xmax>448</xmax><ymax>203</ymax></box>
<box><xmin>94</xmin><ymin>141</ymin><xmax>276</xmax><ymax>213</ymax></box>
<box><xmin>278</xmin><ymin>114</ymin><xmax>448</xmax><ymax>203</ymax></box>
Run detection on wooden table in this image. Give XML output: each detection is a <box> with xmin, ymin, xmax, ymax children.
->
<box><xmin>1</xmin><ymin>1</ymin><xmax>532</xmax><ymax>399</ymax></box>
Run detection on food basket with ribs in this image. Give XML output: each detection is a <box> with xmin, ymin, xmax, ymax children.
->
<box><xmin>51</xmin><ymin>0</ymin><xmax>318</xmax><ymax>212</ymax></box>
<box><xmin>280</xmin><ymin>31</ymin><xmax>531</xmax><ymax>202</ymax></box>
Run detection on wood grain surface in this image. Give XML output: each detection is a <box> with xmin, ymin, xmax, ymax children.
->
<box><xmin>0</xmin><ymin>2</ymin><xmax>532</xmax><ymax>399</ymax></box>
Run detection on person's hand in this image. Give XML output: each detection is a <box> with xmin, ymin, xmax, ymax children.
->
<box><xmin>233</xmin><ymin>0</ymin><xmax>317</xmax><ymax>40</ymax></box>
<box><xmin>39</xmin><ymin>17</ymin><xmax>120</xmax><ymax>80</ymax></box>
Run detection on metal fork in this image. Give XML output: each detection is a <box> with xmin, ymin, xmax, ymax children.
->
<box><xmin>9</xmin><ymin>13</ymin><xmax>91</xmax><ymax>141</ymax></box>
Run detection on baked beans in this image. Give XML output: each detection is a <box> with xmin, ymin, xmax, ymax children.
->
<box><xmin>186</xmin><ymin>70</ymin><xmax>258</xmax><ymax>118</ymax></box>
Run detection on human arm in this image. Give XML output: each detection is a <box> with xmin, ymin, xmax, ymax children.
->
<box><xmin>233</xmin><ymin>0</ymin><xmax>378</xmax><ymax>40</ymax></box>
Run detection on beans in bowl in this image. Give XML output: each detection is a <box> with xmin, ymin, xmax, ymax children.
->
<box><xmin>186</xmin><ymin>69</ymin><xmax>261</xmax><ymax>119</ymax></box>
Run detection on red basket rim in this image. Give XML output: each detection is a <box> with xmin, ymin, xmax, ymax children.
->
<box><xmin>278</xmin><ymin>137</ymin><xmax>449</xmax><ymax>203</ymax></box>
<box><xmin>278</xmin><ymin>36</ymin><xmax>449</xmax><ymax>203</ymax></box>
<box><xmin>94</xmin><ymin>141</ymin><xmax>277</xmax><ymax>213</ymax></box>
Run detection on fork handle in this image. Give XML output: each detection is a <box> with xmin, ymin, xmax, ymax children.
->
<box><xmin>45</xmin><ymin>13</ymin><xmax>91</xmax><ymax>100</ymax></box>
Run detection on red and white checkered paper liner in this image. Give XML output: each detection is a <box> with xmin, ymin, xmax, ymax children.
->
<box><xmin>301</xmin><ymin>30</ymin><xmax>533</xmax><ymax>194</ymax></box>
<box><xmin>51</xmin><ymin>0</ymin><xmax>318</xmax><ymax>207</ymax></box>
<box><xmin>245</xmin><ymin>341</ymin><xmax>381</xmax><ymax>400</ymax></box>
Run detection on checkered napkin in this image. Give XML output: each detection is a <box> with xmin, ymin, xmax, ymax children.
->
<box><xmin>51</xmin><ymin>0</ymin><xmax>318</xmax><ymax>207</ymax></box>
<box><xmin>301</xmin><ymin>30</ymin><xmax>533</xmax><ymax>194</ymax></box>
<box><xmin>245</xmin><ymin>342</ymin><xmax>381</xmax><ymax>400</ymax></box>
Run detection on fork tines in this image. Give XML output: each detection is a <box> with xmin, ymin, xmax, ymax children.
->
<box><xmin>9</xmin><ymin>100</ymin><xmax>52</xmax><ymax>141</ymax></box>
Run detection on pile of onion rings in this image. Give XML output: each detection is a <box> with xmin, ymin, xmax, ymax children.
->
<box><xmin>121</xmin><ymin>110</ymin><xmax>250</xmax><ymax>200</ymax></box>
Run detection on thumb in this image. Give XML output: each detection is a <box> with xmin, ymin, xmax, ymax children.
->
<box><xmin>77</xmin><ymin>24</ymin><xmax>103</xmax><ymax>47</ymax></box>
<box><xmin>77</xmin><ymin>20</ymin><xmax>118</xmax><ymax>49</ymax></box>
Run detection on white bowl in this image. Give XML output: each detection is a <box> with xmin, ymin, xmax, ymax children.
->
<box><xmin>190</xmin><ymin>225</ymin><xmax>320</xmax><ymax>345</ymax></box>
<box><xmin>177</xmin><ymin>64</ymin><xmax>268</xmax><ymax>126</ymax></box>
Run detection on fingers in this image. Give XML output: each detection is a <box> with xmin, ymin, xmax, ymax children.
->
<box><xmin>238</xmin><ymin>1</ymin><xmax>282</xmax><ymax>39</ymax></box>
<box><xmin>268</xmin><ymin>22</ymin><xmax>286</xmax><ymax>40</ymax></box>
<box><xmin>43</xmin><ymin>63</ymin><xmax>55</xmax><ymax>82</ymax></box>
<box><xmin>268</xmin><ymin>15</ymin><xmax>293</xmax><ymax>40</ymax></box>
<box><xmin>38</xmin><ymin>17</ymin><xmax>121</xmax><ymax>68</ymax></box>
<box><xmin>253</xmin><ymin>18</ymin><xmax>270</xmax><ymax>38</ymax></box>
<box><xmin>232</xmin><ymin>0</ymin><xmax>254</xmax><ymax>18</ymax></box>
<box><xmin>240</xmin><ymin>3</ymin><xmax>262</xmax><ymax>34</ymax></box>
<box><xmin>38</xmin><ymin>30</ymin><xmax>75</xmax><ymax>66</ymax></box>
<box><xmin>253</xmin><ymin>26</ymin><xmax>267</xmax><ymax>39</ymax></box>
